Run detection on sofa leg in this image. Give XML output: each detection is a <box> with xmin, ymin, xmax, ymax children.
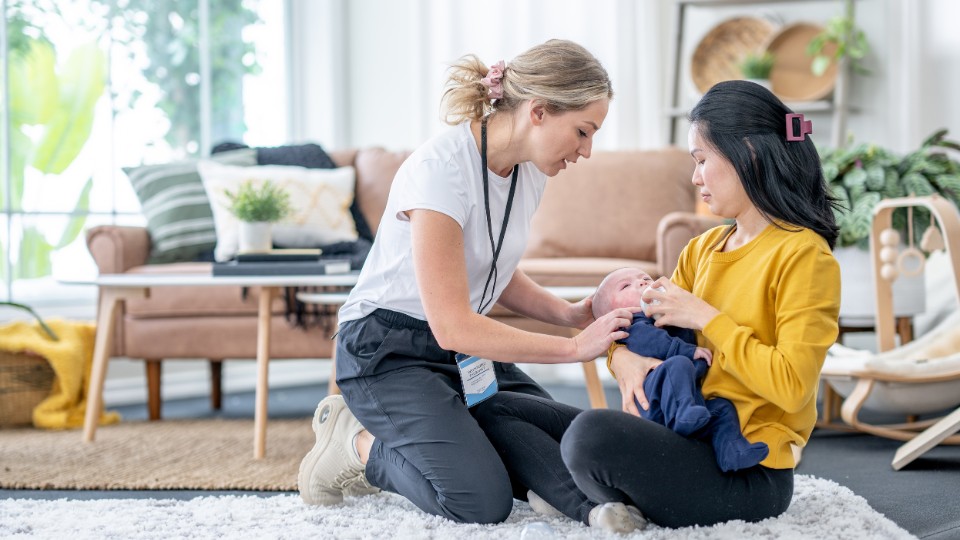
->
<box><xmin>145</xmin><ymin>360</ymin><xmax>162</xmax><ymax>421</ymax></box>
<box><xmin>210</xmin><ymin>360</ymin><xmax>223</xmax><ymax>411</ymax></box>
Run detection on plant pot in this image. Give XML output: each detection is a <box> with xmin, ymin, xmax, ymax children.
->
<box><xmin>745</xmin><ymin>78</ymin><xmax>772</xmax><ymax>91</ymax></box>
<box><xmin>834</xmin><ymin>246</ymin><xmax>926</xmax><ymax>322</ymax></box>
<box><xmin>238</xmin><ymin>221</ymin><xmax>272</xmax><ymax>254</ymax></box>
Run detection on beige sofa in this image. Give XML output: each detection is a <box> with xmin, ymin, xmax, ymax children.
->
<box><xmin>86</xmin><ymin>146</ymin><xmax>718</xmax><ymax>419</ymax></box>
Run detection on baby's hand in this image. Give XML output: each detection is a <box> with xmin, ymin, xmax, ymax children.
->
<box><xmin>694</xmin><ymin>347</ymin><xmax>713</xmax><ymax>365</ymax></box>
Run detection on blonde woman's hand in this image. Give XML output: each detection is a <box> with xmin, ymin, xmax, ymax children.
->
<box><xmin>642</xmin><ymin>278</ymin><xmax>720</xmax><ymax>331</ymax></box>
<box><xmin>570</xmin><ymin>307</ymin><xmax>637</xmax><ymax>362</ymax></box>
<box><xmin>566</xmin><ymin>294</ymin><xmax>596</xmax><ymax>330</ymax></box>
<box><xmin>610</xmin><ymin>346</ymin><xmax>662</xmax><ymax>416</ymax></box>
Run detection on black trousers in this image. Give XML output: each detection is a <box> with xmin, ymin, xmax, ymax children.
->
<box><xmin>560</xmin><ymin>409</ymin><xmax>794</xmax><ymax>528</ymax></box>
<box><xmin>335</xmin><ymin>309</ymin><xmax>594</xmax><ymax>524</ymax></box>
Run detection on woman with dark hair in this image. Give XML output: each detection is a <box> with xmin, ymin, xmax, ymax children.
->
<box><xmin>559</xmin><ymin>80</ymin><xmax>842</xmax><ymax>528</ymax></box>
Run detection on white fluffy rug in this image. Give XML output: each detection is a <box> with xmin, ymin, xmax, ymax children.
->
<box><xmin>2</xmin><ymin>475</ymin><xmax>913</xmax><ymax>539</ymax></box>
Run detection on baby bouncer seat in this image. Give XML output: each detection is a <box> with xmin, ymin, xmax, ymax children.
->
<box><xmin>820</xmin><ymin>195</ymin><xmax>960</xmax><ymax>470</ymax></box>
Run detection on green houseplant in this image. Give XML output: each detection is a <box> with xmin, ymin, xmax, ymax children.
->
<box><xmin>807</xmin><ymin>0</ymin><xmax>870</xmax><ymax>77</ymax></box>
<box><xmin>821</xmin><ymin>129</ymin><xmax>960</xmax><ymax>250</ymax></box>
<box><xmin>739</xmin><ymin>52</ymin><xmax>775</xmax><ymax>81</ymax></box>
<box><xmin>224</xmin><ymin>180</ymin><xmax>292</xmax><ymax>223</ymax></box>
<box><xmin>223</xmin><ymin>180</ymin><xmax>292</xmax><ymax>253</ymax></box>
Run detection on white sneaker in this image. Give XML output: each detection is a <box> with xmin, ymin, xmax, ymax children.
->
<box><xmin>298</xmin><ymin>395</ymin><xmax>379</xmax><ymax>505</ymax></box>
<box><xmin>588</xmin><ymin>502</ymin><xmax>648</xmax><ymax>534</ymax></box>
<box><xmin>527</xmin><ymin>489</ymin><xmax>564</xmax><ymax>517</ymax></box>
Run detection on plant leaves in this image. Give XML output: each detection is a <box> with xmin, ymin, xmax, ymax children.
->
<box><xmin>811</xmin><ymin>56</ymin><xmax>831</xmax><ymax>77</ymax></box>
<box><xmin>902</xmin><ymin>172</ymin><xmax>935</xmax><ymax>196</ymax></box>
<box><xmin>31</xmin><ymin>41</ymin><xmax>107</xmax><ymax>175</ymax></box>
<box><xmin>7</xmin><ymin>38</ymin><xmax>58</xmax><ymax>126</ymax></box>
<box><xmin>55</xmin><ymin>177</ymin><xmax>93</xmax><ymax>249</ymax></box>
<box><xmin>15</xmin><ymin>227</ymin><xmax>52</xmax><ymax>280</ymax></box>
<box><xmin>837</xmin><ymin>191</ymin><xmax>881</xmax><ymax>247</ymax></box>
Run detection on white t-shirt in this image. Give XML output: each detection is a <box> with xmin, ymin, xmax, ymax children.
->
<box><xmin>338</xmin><ymin>121</ymin><xmax>547</xmax><ymax>323</ymax></box>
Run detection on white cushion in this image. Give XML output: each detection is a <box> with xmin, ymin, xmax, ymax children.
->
<box><xmin>198</xmin><ymin>161</ymin><xmax>359</xmax><ymax>262</ymax></box>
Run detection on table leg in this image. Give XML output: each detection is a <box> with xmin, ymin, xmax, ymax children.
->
<box><xmin>254</xmin><ymin>286</ymin><xmax>277</xmax><ymax>459</ymax></box>
<box><xmin>582</xmin><ymin>359</ymin><xmax>608</xmax><ymax>409</ymax></box>
<box><xmin>84</xmin><ymin>287</ymin><xmax>147</xmax><ymax>442</ymax></box>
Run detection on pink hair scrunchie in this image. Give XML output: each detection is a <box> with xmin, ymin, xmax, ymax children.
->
<box><xmin>480</xmin><ymin>60</ymin><xmax>505</xmax><ymax>100</ymax></box>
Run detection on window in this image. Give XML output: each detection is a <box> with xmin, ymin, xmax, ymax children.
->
<box><xmin>1</xmin><ymin>0</ymin><xmax>287</xmax><ymax>306</ymax></box>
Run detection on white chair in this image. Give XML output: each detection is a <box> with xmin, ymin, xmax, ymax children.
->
<box><xmin>820</xmin><ymin>195</ymin><xmax>960</xmax><ymax>470</ymax></box>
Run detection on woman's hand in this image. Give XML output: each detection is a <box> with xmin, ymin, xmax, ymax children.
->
<box><xmin>570</xmin><ymin>307</ymin><xmax>637</xmax><ymax>362</ymax></box>
<box><xmin>566</xmin><ymin>294</ymin><xmax>596</xmax><ymax>330</ymax></box>
<box><xmin>642</xmin><ymin>278</ymin><xmax>720</xmax><ymax>331</ymax></box>
<box><xmin>611</xmin><ymin>346</ymin><xmax>661</xmax><ymax>416</ymax></box>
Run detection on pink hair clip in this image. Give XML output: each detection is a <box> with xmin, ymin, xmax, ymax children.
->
<box><xmin>785</xmin><ymin>113</ymin><xmax>812</xmax><ymax>141</ymax></box>
<box><xmin>480</xmin><ymin>60</ymin><xmax>505</xmax><ymax>100</ymax></box>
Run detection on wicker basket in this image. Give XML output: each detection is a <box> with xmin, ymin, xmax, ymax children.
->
<box><xmin>690</xmin><ymin>17</ymin><xmax>779</xmax><ymax>95</ymax></box>
<box><xmin>0</xmin><ymin>350</ymin><xmax>54</xmax><ymax>428</ymax></box>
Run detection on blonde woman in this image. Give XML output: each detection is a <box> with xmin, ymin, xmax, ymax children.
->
<box><xmin>297</xmin><ymin>40</ymin><xmax>643</xmax><ymax>532</ymax></box>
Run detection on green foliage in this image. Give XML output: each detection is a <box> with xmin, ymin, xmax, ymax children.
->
<box><xmin>2</xmin><ymin>2</ymin><xmax>105</xmax><ymax>282</ymax></box>
<box><xmin>807</xmin><ymin>0</ymin><xmax>870</xmax><ymax>77</ymax></box>
<box><xmin>820</xmin><ymin>129</ymin><xmax>960</xmax><ymax>249</ymax></box>
<box><xmin>224</xmin><ymin>181</ymin><xmax>291</xmax><ymax>223</ymax></box>
<box><xmin>739</xmin><ymin>52</ymin><xmax>775</xmax><ymax>80</ymax></box>
<box><xmin>108</xmin><ymin>0</ymin><xmax>261</xmax><ymax>152</ymax></box>
<box><xmin>0</xmin><ymin>301</ymin><xmax>58</xmax><ymax>341</ymax></box>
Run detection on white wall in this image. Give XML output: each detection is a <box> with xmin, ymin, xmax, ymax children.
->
<box><xmin>289</xmin><ymin>0</ymin><xmax>960</xmax><ymax>154</ymax></box>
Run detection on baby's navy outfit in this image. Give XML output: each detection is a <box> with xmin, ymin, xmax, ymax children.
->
<box><xmin>623</xmin><ymin>313</ymin><xmax>769</xmax><ymax>472</ymax></box>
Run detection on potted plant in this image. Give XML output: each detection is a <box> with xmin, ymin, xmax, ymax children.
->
<box><xmin>820</xmin><ymin>129</ymin><xmax>960</xmax><ymax>319</ymax></box>
<box><xmin>223</xmin><ymin>180</ymin><xmax>292</xmax><ymax>254</ymax></box>
<box><xmin>822</xmin><ymin>129</ymin><xmax>960</xmax><ymax>250</ymax></box>
<box><xmin>739</xmin><ymin>52</ymin><xmax>775</xmax><ymax>90</ymax></box>
<box><xmin>806</xmin><ymin>0</ymin><xmax>870</xmax><ymax>148</ymax></box>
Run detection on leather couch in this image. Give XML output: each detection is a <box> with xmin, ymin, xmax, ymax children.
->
<box><xmin>86</xmin><ymin>146</ymin><xmax>719</xmax><ymax>419</ymax></box>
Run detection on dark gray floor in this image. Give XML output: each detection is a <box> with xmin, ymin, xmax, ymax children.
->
<box><xmin>4</xmin><ymin>382</ymin><xmax>959</xmax><ymax>539</ymax></box>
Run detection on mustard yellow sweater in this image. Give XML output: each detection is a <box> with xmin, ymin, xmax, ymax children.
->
<box><xmin>673</xmin><ymin>224</ymin><xmax>840</xmax><ymax>468</ymax></box>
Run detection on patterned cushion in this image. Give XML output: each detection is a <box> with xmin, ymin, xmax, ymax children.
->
<box><xmin>124</xmin><ymin>149</ymin><xmax>257</xmax><ymax>264</ymax></box>
<box><xmin>197</xmin><ymin>161</ymin><xmax>360</xmax><ymax>262</ymax></box>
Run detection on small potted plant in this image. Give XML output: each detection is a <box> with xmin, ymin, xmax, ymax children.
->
<box><xmin>223</xmin><ymin>180</ymin><xmax>292</xmax><ymax>254</ymax></box>
<box><xmin>739</xmin><ymin>51</ymin><xmax>775</xmax><ymax>90</ymax></box>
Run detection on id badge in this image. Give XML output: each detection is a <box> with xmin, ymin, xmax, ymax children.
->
<box><xmin>455</xmin><ymin>353</ymin><xmax>499</xmax><ymax>407</ymax></box>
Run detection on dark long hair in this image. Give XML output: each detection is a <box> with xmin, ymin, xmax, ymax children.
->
<box><xmin>689</xmin><ymin>80</ymin><xmax>840</xmax><ymax>249</ymax></box>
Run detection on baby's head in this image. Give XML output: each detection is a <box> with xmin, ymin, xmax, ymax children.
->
<box><xmin>592</xmin><ymin>267</ymin><xmax>655</xmax><ymax>319</ymax></box>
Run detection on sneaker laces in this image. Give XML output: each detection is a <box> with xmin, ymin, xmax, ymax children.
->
<box><xmin>330</xmin><ymin>466</ymin><xmax>366</xmax><ymax>491</ymax></box>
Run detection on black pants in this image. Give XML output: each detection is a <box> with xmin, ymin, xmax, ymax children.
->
<box><xmin>335</xmin><ymin>309</ymin><xmax>593</xmax><ymax>524</ymax></box>
<box><xmin>560</xmin><ymin>409</ymin><xmax>794</xmax><ymax>528</ymax></box>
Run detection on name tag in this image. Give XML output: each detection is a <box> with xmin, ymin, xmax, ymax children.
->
<box><xmin>455</xmin><ymin>353</ymin><xmax>499</xmax><ymax>407</ymax></box>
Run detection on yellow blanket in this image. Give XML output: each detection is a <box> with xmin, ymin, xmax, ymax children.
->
<box><xmin>0</xmin><ymin>319</ymin><xmax>120</xmax><ymax>429</ymax></box>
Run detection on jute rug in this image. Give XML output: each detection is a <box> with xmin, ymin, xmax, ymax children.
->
<box><xmin>0</xmin><ymin>418</ymin><xmax>313</xmax><ymax>490</ymax></box>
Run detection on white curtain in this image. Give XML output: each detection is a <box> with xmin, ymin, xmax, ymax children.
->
<box><xmin>289</xmin><ymin>0</ymin><xmax>666</xmax><ymax>151</ymax></box>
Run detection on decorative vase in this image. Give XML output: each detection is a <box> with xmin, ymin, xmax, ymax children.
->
<box><xmin>238</xmin><ymin>221</ymin><xmax>272</xmax><ymax>253</ymax></box>
<box><xmin>834</xmin><ymin>246</ymin><xmax>926</xmax><ymax>322</ymax></box>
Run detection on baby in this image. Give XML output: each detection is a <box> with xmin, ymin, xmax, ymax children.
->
<box><xmin>592</xmin><ymin>267</ymin><xmax>768</xmax><ymax>472</ymax></box>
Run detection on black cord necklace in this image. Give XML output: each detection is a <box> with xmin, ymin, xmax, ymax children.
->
<box><xmin>477</xmin><ymin>116</ymin><xmax>519</xmax><ymax>314</ymax></box>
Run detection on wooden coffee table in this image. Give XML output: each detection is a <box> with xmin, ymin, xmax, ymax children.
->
<box><xmin>62</xmin><ymin>272</ymin><xmax>359</xmax><ymax>459</ymax></box>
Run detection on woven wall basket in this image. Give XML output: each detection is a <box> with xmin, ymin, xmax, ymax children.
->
<box><xmin>691</xmin><ymin>16</ymin><xmax>779</xmax><ymax>95</ymax></box>
<box><xmin>0</xmin><ymin>350</ymin><xmax>54</xmax><ymax>428</ymax></box>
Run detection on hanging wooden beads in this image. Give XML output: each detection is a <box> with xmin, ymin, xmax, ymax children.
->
<box><xmin>879</xmin><ymin>228</ymin><xmax>901</xmax><ymax>281</ymax></box>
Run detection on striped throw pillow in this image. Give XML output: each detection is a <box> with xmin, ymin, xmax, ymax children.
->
<box><xmin>125</xmin><ymin>148</ymin><xmax>257</xmax><ymax>263</ymax></box>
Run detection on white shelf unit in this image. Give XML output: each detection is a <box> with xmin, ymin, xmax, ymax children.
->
<box><xmin>666</xmin><ymin>0</ymin><xmax>853</xmax><ymax>146</ymax></box>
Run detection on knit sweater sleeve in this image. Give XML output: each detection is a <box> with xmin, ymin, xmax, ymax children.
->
<box><xmin>701</xmin><ymin>240</ymin><xmax>840</xmax><ymax>414</ymax></box>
